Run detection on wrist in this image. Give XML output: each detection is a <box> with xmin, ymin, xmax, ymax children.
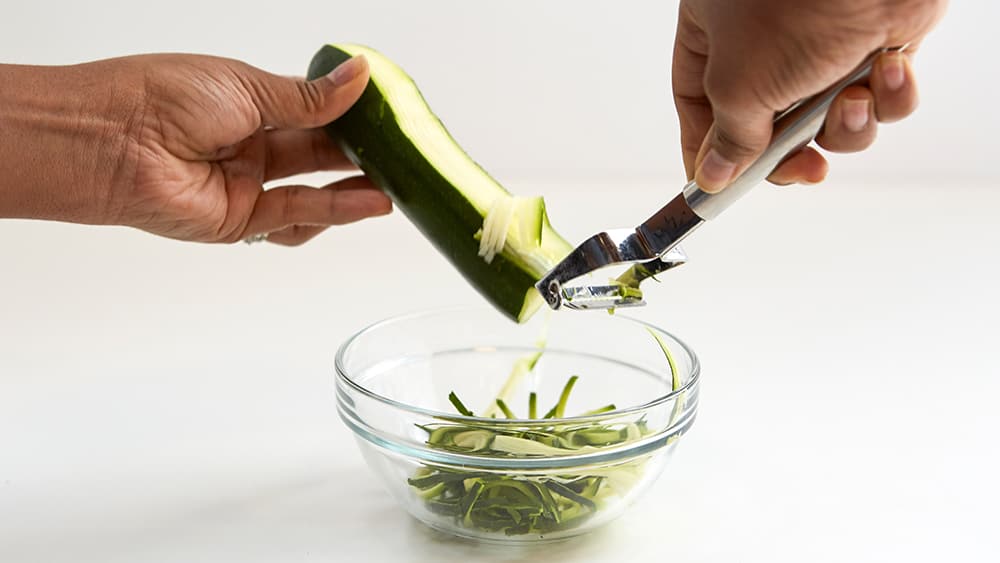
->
<box><xmin>0</xmin><ymin>61</ymin><xmax>141</xmax><ymax>224</ymax></box>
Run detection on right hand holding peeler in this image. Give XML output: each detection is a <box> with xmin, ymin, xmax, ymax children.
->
<box><xmin>535</xmin><ymin>46</ymin><xmax>905</xmax><ymax>311</ymax></box>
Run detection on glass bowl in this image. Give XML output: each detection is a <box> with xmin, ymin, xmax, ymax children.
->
<box><xmin>335</xmin><ymin>307</ymin><xmax>700</xmax><ymax>543</ymax></box>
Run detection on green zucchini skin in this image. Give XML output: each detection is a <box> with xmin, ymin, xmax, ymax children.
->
<box><xmin>308</xmin><ymin>45</ymin><xmax>565</xmax><ymax>322</ymax></box>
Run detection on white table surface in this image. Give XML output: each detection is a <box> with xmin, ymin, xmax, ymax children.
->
<box><xmin>2</xmin><ymin>179</ymin><xmax>998</xmax><ymax>562</ymax></box>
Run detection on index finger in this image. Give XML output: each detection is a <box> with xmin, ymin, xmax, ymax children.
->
<box><xmin>672</xmin><ymin>20</ymin><xmax>714</xmax><ymax>180</ymax></box>
<box><xmin>264</xmin><ymin>127</ymin><xmax>357</xmax><ymax>181</ymax></box>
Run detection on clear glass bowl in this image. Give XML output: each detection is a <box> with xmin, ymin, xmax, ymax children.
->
<box><xmin>335</xmin><ymin>307</ymin><xmax>700</xmax><ymax>543</ymax></box>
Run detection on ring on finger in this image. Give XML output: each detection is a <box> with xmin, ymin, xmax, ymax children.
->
<box><xmin>243</xmin><ymin>233</ymin><xmax>269</xmax><ymax>245</ymax></box>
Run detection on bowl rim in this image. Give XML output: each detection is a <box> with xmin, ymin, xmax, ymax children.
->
<box><xmin>334</xmin><ymin>306</ymin><xmax>700</xmax><ymax>425</ymax></box>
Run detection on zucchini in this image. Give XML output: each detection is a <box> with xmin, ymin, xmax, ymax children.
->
<box><xmin>307</xmin><ymin>45</ymin><xmax>572</xmax><ymax>322</ymax></box>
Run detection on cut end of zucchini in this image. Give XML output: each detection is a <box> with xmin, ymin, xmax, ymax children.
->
<box><xmin>514</xmin><ymin>196</ymin><xmax>545</xmax><ymax>248</ymax></box>
<box><xmin>517</xmin><ymin>288</ymin><xmax>546</xmax><ymax>323</ymax></box>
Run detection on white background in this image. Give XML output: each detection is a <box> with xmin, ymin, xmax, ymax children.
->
<box><xmin>2</xmin><ymin>2</ymin><xmax>999</xmax><ymax>562</ymax></box>
<box><xmin>1</xmin><ymin>1</ymin><xmax>997</xmax><ymax>183</ymax></box>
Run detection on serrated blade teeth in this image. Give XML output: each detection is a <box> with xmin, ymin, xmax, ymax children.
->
<box><xmin>559</xmin><ymin>285</ymin><xmax>646</xmax><ymax>311</ymax></box>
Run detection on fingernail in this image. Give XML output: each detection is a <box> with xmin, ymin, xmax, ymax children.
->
<box><xmin>882</xmin><ymin>53</ymin><xmax>905</xmax><ymax>91</ymax></box>
<box><xmin>327</xmin><ymin>55</ymin><xmax>366</xmax><ymax>87</ymax></box>
<box><xmin>842</xmin><ymin>98</ymin><xmax>870</xmax><ymax>133</ymax></box>
<box><xmin>697</xmin><ymin>149</ymin><xmax>736</xmax><ymax>191</ymax></box>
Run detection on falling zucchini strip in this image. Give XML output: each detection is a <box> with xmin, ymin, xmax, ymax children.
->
<box><xmin>308</xmin><ymin>45</ymin><xmax>573</xmax><ymax>322</ymax></box>
<box><xmin>649</xmin><ymin>328</ymin><xmax>688</xmax><ymax>426</ymax></box>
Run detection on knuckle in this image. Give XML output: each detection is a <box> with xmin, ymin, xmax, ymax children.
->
<box><xmin>703</xmin><ymin>64</ymin><xmax>773</xmax><ymax>115</ymax></box>
<box><xmin>310</xmin><ymin>130</ymin><xmax>332</xmax><ymax>169</ymax></box>
<box><xmin>326</xmin><ymin>191</ymin><xmax>344</xmax><ymax>218</ymax></box>
<box><xmin>713</xmin><ymin>127</ymin><xmax>763</xmax><ymax>160</ymax></box>
<box><xmin>295</xmin><ymin>80</ymin><xmax>325</xmax><ymax>116</ymax></box>
<box><xmin>280</xmin><ymin>186</ymin><xmax>306</xmax><ymax>222</ymax></box>
<box><xmin>680</xmin><ymin>136</ymin><xmax>703</xmax><ymax>161</ymax></box>
<box><xmin>674</xmin><ymin>92</ymin><xmax>712</xmax><ymax>114</ymax></box>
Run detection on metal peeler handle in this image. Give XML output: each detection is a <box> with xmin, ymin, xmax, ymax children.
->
<box><xmin>682</xmin><ymin>46</ymin><xmax>899</xmax><ymax>221</ymax></box>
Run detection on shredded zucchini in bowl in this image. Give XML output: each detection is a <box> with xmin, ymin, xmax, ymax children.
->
<box><xmin>407</xmin><ymin>330</ymin><xmax>683</xmax><ymax>536</ymax></box>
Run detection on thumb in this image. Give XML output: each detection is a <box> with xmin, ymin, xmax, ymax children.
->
<box><xmin>244</xmin><ymin>55</ymin><xmax>369</xmax><ymax>129</ymax></box>
<box><xmin>694</xmin><ymin>92</ymin><xmax>774</xmax><ymax>193</ymax></box>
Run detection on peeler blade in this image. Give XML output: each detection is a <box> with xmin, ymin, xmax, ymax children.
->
<box><xmin>549</xmin><ymin>247</ymin><xmax>689</xmax><ymax>311</ymax></box>
<box><xmin>559</xmin><ymin>285</ymin><xmax>646</xmax><ymax>311</ymax></box>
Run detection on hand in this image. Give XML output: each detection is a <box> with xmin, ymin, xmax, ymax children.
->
<box><xmin>121</xmin><ymin>53</ymin><xmax>392</xmax><ymax>244</ymax></box>
<box><xmin>0</xmin><ymin>54</ymin><xmax>391</xmax><ymax>245</ymax></box>
<box><xmin>672</xmin><ymin>0</ymin><xmax>947</xmax><ymax>192</ymax></box>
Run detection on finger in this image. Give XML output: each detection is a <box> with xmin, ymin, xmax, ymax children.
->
<box><xmin>898</xmin><ymin>41</ymin><xmax>921</xmax><ymax>60</ymax></box>
<box><xmin>767</xmin><ymin>146</ymin><xmax>829</xmax><ymax>186</ymax></box>
<box><xmin>264</xmin><ymin>128</ymin><xmax>356</xmax><ymax>181</ymax></box>
<box><xmin>694</xmin><ymin>62</ymin><xmax>776</xmax><ymax>193</ymax></box>
<box><xmin>869</xmin><ymin>51</ymin><xmax>919</xmax><ymax>123</ymax></box>
<box><xmin>672</xmin><ymin>14</ymin><xmax>713</xmax><ymax>180</ymax></box>
<box><xmin>243</xmin><ymin>55</ymin><xmax>369</xmax><ymax>129</ymax></box>
<box><xmin>815</xmin><ymin>85</ymin><xmax>878</xmax><ymax>153</ymax></box>
<box><xmin>693</xmin><ymin>107</ymin><xmax>773</xmax><ymax>193</ymax></box>
<box><xmin>240</xmin><ymin>175</ymin><xmax>392</xmax><ymax>237</ymax></box>
<box><xmin>265</xmin><ymin>225</ymin><xmax>329</xmax><ymax>246</ymax></box>
<box><xmin>675</xmin><ymin>93</ymin><xmax>713</xmax><ymax>182</ymax></box>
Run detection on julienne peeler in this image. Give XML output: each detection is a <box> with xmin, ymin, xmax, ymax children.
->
<box><xmin>535</xmin><ymin>46</ymin><xmax>904</xmax><ymax>311</ymax></box>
